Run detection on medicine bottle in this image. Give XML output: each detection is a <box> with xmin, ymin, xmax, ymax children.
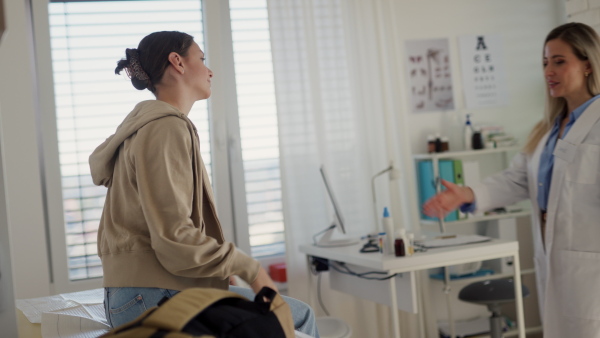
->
<box><xmin>441</xmin><ymin>137</ymin><xmax>449</xmax><ymax>152</ymax></box>
<box><xmin>395</xmin><ymin>228</ymin><xmax>406</xmax><ymax>257</ymax></box>
<box><xmin>472</xmin><ymin>129</ymin><xmax>484</xmax><ymax>150</ymax></box>
<box><xmin>434</xmin><ymin>133</ymin><xmax>442</xmax><ymax>153</ymax></box>
<box><xmin>427</xmin><ymin>135</ymin><xmax>435</xmax><ymax>153</ymax></box>
<box><xmin>394</xmin><ymin>238</ymin><xmax>405</xmax><ymax>257</ymax></box>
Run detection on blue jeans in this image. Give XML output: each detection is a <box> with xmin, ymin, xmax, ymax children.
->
<box><xmin>104</xmin><ymin>286</ymin><xmax>319</xmax><ymax>337</ymax></box>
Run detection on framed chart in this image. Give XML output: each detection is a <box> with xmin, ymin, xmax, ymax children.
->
<box><xmin>458</xmin><ymin>35</ymin><xmax>509</xmax><ymax>108</ymax></box>
<box><xmin>405</xmin><ymin>38</ymin><xmax>454</xmax><ymax>113</ymax></box>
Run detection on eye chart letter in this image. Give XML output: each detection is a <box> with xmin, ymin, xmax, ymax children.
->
<box><xmin>459</xmin><ymin>34</ymin><xmax>509</xmax><ymax>109</ymax></box>
<box><xmin>405</xmin><ymin>38</ymin><xmax>454</xmax><ymax>113</ymax></box>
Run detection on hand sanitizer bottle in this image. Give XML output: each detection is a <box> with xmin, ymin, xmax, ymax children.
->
<box><xmin>383</xmin><ymin>207</ymin><xmax>395</xmax><ymax>255</ymax></box>
<box><xmin>464</xmin><ymin>114</ymin><xmax>473</xmax><ymax>151</ymax></box>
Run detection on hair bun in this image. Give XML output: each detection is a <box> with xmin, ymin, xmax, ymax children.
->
<box><xmin>125</xmin><ymin>48</ymin><xmax>150</xmax><ymax>81</ymax></box>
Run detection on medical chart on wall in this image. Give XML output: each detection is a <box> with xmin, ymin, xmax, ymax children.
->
<box><xmin>405</xmin><ymin>38</ymin><xmax>454</xmax><ymax>113</ymax></box>
<box><xmin>458</xmin><ymin>34</ymin><xmax>509</xmax><ymax>108</ymax></box>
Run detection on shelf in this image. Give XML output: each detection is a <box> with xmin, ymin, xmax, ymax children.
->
<box><xmin>468</xmin><ymin>325</ymin><xmax>543</xmax><ymax>338</ymax></box>
<box><xmin>430</xmin><ymin>268</ymin><xmax>536</xmax><ymax>285</ymax></box>
<box><xmin>412</xmin><ymin>146</ymin><xmax>520</xmax><ymax>160</ymax></box>
<box><xmin>420</xmin><ymin>210</ymin><xmax>531</xmax><ymax>226</ymax></box>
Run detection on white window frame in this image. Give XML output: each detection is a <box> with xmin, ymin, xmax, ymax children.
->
<box><xmin>31</xmin><ymin>0</ymin><xmax>277</xmax><ymax>294</ymax></box>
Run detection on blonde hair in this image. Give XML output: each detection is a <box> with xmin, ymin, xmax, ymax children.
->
<box><xmin>524</xmin><ymin>22</ymin><xmax>600</xmax><ymax>154</ymax></box>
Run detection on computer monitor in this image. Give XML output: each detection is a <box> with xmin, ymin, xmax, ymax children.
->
<box><xmin>319</xmin><ymin>166</ymin><xmax>347</xmax><ymax>234</ymax></box>
<box><xmin>315</xmin><ymin>166</ymin><xmax>359</xmax><ymax>247</ymax></box>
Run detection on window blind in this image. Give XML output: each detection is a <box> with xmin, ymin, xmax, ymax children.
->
<box><xmin>230</xmin><ymin>0</ymin><xmax>285</xmax><ymax>257</ymax></box>
<box><xmin>48</xmin><ymin>0</ymin><xmax>210</xmax><ymax>280</ymax></box>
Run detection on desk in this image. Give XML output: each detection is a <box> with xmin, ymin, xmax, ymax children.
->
<box><xmin>300</xmin><ymin>239</ymin><xmax>525</xmax><ymax>338</ymax></box>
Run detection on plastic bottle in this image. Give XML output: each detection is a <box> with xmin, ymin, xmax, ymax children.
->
<box><xmin>407</xmin><ymin>233</ymin><xmax>415</xmax><ymax>256</ymax></box>
<box><xmin>464</xmin><ymin>114</ymin><xmax>473</xmax><ymax>151</ymax></box>
<box><xmin>378</xmin><ymin>232</ymin><xmax>386</xmax><ymax>254</ymax></box>
<box><xmin>382</xmin><ymin>207</ymin><xmax>395</xmax><ymax>255</ymax></box>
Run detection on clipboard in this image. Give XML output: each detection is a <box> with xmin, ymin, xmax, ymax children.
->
<box><xmin>416</xmin><ymin>234</ymin><xmax>491</xmax><ymax>248</ymax></box>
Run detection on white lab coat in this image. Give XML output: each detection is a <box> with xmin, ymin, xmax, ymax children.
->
<box><xmin>471</xmin><ymin>99</ymin><xmax>600</xmax><ymax>338</ymax></box>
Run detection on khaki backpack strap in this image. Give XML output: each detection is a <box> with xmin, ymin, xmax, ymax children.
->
<box><xmin>256</xmin><ymin>287</ymin><xmax>295</xmax><ymax>338</ymax></box>
<box><xmin>142</xmin><ymin>288</ymin><xmax>247</xmax><ymax>331</ymax></box>
<box><xmin>102</xmin><ymin>326</ymin><xmax>159</xmax><ymax>337</ymax></box>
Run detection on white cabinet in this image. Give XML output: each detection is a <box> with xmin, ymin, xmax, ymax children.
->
<box><xmin>412</xmin><ymin>146</ymin><xmax>530</xmax><ymax>231</ymax></box>
<box><xmin>412</xmin><ymin>146</ymin><xmax>532</xmax><ymax>271</ymax></box>
<box><xmin>411</xmin><ymin>147</ymin><xmax>542</xmax><ymax>336</ymax></box>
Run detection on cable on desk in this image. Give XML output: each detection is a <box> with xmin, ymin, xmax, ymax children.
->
<box><xmin>317</xmin><ymin>273</ymin><xmax>330</xmax><ymax>316</ymax></box>
<box><xmin>331</xmin><ymin>261</ymin><xmax>399</xmax><ymax>280</ymax></box>
<box><xmin>311</xmin><ymin>257</ymin><xmax>399</xmax><ymax>281</ymax></box>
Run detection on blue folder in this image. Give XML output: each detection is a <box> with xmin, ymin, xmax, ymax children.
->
<box><xmin>417</xmin><ymin>160</ymin><xmax>458</xmax><ymax>222</ymax></box>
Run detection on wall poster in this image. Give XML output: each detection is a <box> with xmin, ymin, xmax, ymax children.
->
<box><xmin>458</xmin><ymin>34</ymin><xmax>509</xmax><ymax>108</ymax></box>
<box><xmin>405</xmin><ymin>38</ymin><xmax>454</xmax><ymax>113</ymax></box>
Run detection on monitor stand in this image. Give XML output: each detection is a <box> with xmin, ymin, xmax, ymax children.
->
<box><xmin>314</xmin><ymin>224</ymin><xmax>359</xmax><ymax>248</ymax></box>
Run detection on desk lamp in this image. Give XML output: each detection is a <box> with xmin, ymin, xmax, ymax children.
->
<box><xmin>370</xmin><ymin>161</ymin><xmax>401</xmax><ymax>233</ymax></box>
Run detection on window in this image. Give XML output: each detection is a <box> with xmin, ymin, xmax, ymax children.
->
<box><xmin>230</xmin><ymin>0</ymin><xmax>284</xmax><ymax>257</ymax></box>
<box><xmin>45</xmin><ymin>0</ymin><xmax>284</xmax><ymax>284</ymax></box>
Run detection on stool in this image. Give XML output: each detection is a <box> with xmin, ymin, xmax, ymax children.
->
<box><xmin>458</xmin><ymin>278</ymin><xmax>529</xmax><ymax>338</ymax></box>
<box><xmin>315</xmin><ymin>317</ymin><xmax>352</xmax><ymax>338</ymax></box>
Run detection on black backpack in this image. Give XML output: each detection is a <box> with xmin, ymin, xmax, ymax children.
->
<box><xmin>101</xmin><ymin>287</ymin><xmax>295</xmax><ymax>338</ymax></box>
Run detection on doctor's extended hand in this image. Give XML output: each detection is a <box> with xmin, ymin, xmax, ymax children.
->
<box><xmin>423</xmin><ymin>179</ymin><xmax>475</xmax><ymax>218</ymax></box>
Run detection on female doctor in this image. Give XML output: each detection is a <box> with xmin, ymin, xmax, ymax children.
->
<box><xmin>424</xmin><ymin>22</ymin><xmax>600</xmax><ymax>338</ymax></box>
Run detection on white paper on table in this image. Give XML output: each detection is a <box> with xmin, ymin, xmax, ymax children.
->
<box><xmin>42</xmin><ymin>310</ymin><xmax>110</xmax><ymax>338</ymax></box>
<box><xmin>16</xmin><ymin>288</ymin><xmax>104</xmax><ymax>324</ymax></box>
<box><xmin>60</xmin><ymin>288</ymin><xmax>104</xmax><ymax>304</ymax></box>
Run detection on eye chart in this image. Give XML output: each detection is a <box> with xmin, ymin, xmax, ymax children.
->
<box><xmin>405</xmin><ymin>38</ymin><xmax>454</xmax><ymax>113</ymax></box>
<box><xmin>458</xmin><ymin>34</ymin><xmax>509</xmax><ymax>108</ymax></box>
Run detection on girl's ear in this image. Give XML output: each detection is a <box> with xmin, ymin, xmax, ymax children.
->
<box><xmin>168</xmin><ymin>52</ymin><xmax>185</xmax><ymax>75</ymax></box>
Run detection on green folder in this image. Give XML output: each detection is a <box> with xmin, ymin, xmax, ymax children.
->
<box><xmin>453</xmin><ymin>159</ymin><xmax>467</xmax><ymax>220</ymax></box>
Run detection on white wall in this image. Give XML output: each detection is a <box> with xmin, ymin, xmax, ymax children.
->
<box><xmin>0</xmin><ymin>0</ymin><xmax>53</xmax><ymax>333</ymax></box>
<box><xmin>0</xmin><ymin>0</ymin><xmax>566</xmax><ymax>335</ymax></box>
<box><xmin>0</xmin><ymin>0</ymin><xmax>52</xmax><ymax>332</ymax></box>
<box><xmin>385</xmin><ymin>0</ymin><xmax>563</xmax><ymax>230</ymax></box>
<box><xmin>0</xmin><ymin>141</ymin><xmax>17</xmax><ymax>338</ymax></box>
<box><xmin>566</xmin><ymin>0</ymin><xmax>600</xmax><ymax>28</ymax></box>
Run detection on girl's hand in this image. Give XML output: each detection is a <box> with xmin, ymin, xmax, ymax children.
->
<box><xmin>250</xmin><ymin>266</ymin><xmax>279</xmax><ymax>294</ymax></box>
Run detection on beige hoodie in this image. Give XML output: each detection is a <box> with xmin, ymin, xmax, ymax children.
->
<box><xmin>89</xmin><ymin>100</ymin><xmax>259</xmax><ymax>291</ymax></box>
